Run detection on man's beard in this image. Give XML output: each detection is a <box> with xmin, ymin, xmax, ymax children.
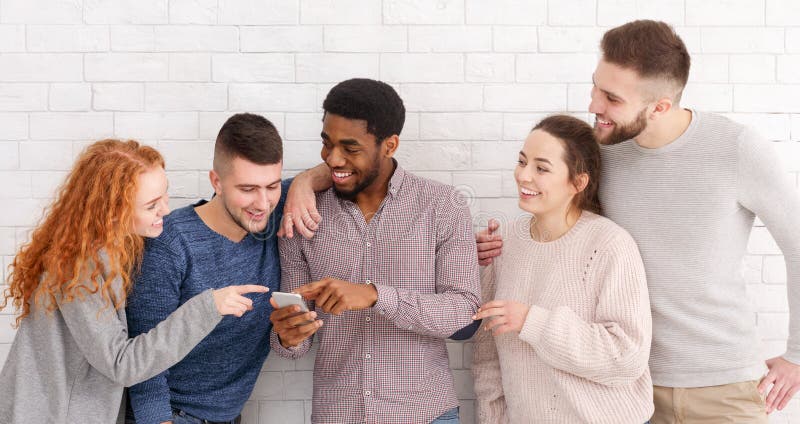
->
<box><xmin>333</xmin><ymin>152</ymin><xmax>382</xmax><ymax>202</ymax></box>
<box><xmin>596</xmin><ymin>107</ymin><xmax>648</xmax><ymax>145</ymax></box>
<box><xmin>223</xmin><ymin>199</ymin><xmax>270</xmax><ymax>234</ymax></box>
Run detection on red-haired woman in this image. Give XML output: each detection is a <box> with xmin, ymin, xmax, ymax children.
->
<box><xmin>0</xmin><ymin>140</ymin><xmax>268</xmax><ymax>423</ymax></box>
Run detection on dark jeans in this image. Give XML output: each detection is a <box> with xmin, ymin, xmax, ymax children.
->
<box><xmin>124</xmin><ymin>409</ymin><xmax>241</xmax><ymax>424</ymax></box>
<box><xmin>170</xmin><ymin>409</ymin><xmax>241</xmax><ymax>424</ymax></box>
<box><xmin>430</xmin><ymin>407</ymin><xmax>460</xmax><ymax>424</ymax></box>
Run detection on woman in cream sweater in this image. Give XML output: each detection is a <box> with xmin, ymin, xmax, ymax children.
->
<box><xmin>471</xmin><ymin>115</ymin><xmax>653</xmax><ymax>424</ymax></box>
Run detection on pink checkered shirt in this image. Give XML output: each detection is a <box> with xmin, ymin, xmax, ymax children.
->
<box><xmin>270</xmin><ymin>162</ymin><xmax>481</xmax><ymax>424</ymax></box>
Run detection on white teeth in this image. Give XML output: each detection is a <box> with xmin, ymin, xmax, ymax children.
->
<box><xmin>333</xmin><ymin>171</ymin><xmax>352</xmax><ymax>178</ymax></box>
<box><xmin>597</xmin><ymin>118</ymin><xmax>612</xmax><ymax>125</ymax></box>
<box><xmin>520</xmin><ymin>188</ymin><xmax>540</xmax><ymax>196</ymax></box>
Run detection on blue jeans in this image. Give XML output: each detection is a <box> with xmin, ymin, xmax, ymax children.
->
<box><xmin>430</xmin><ymin>407</ymin><xmax>459</xmax><ymax>424</ymax></box>
<box><xmin>171</xmin><ymin>409</ymin><xmax>241</xmax><ymax>424</ymax></box>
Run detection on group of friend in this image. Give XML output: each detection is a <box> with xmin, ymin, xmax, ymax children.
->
<box><xmin>1</xmin><ymin>19</ymin><xmax>799</xmax><ymax>424</ymax></box>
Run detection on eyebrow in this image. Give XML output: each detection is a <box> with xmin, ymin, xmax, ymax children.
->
<box><xmin>520</xmin><ymin>151</ymin><xmax>552</xmax><ymax>165</ymax></box>
<box><xmin>320</xmin><ymin>132</ymin><xmax>361</xmax><ymax>147</ymax></box>
<box><xmin>592</xmin><ymin>73</ymin><xmax>624</xmax><ymax>102</ymax></box>
<box><xmin>235</xmin><ymin>178</ymin><xmax>282</xmax><ymax>189</ymax></box>
<box><xmin>144</xmin><ymin>195</ymin><xmax>162</xmax><ymax>205</ymax></box>
<box><xmin>144</xmin><ymin>183</ymin><xmax>169</xmax><ymax>205</ymax></box>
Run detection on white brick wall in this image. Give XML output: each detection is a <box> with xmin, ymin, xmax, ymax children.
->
<box><xmin>325</xmin><ymin>26</ymin><xmax>406</xmax><ymax>52</ymax></box>
<box><xmin>0</xmin><ymin>1</ymin><xmax>798</xmax><ymax>423</ymax></box>
<box><xmin>218</xmin><ymin>0</ymin><xmax>297</xmax><ymax>25</ymax></box>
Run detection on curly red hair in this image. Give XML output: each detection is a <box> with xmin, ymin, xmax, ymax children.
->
<box><xmin>2</xmin><ymin>139</ymin><xmax>165</xmax><ymax>325</ymax></box>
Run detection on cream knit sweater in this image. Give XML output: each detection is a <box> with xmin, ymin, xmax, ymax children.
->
<box><xmin>472</xmin><ymin>211</ymin><xmax>654</xmax><ymax>424</ymax></box>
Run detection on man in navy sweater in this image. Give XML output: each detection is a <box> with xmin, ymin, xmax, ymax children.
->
<box><xmin>126</xmin><ymin>113</ymin><xmax>297</xmax><ymax>424</ymax></box>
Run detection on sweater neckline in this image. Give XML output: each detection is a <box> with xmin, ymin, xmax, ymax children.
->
<box><xmin>190</xmin><ymin>200</ymin><xmax>256</xmax><ymax>246</ymax></box>
<box><xmin>523</xmin><ymin>210</ymin><xmax>591</xmax><ymax>248</ymax></box>
<box><xmin>630</xmin><ymin>109</ymin><xmax>698</xmax><ymax>155</ymax></box>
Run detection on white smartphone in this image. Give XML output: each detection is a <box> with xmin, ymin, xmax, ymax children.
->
<box><xmin>271</xmin><ymin>291</ymin><xmax>309</xmax><ymax>312</ymax></box>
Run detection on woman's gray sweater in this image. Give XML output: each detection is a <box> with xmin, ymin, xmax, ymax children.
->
<box><xmin>0</xmin><ymin>264</ymin><xmax>221</xmax><ymax>423</ymax></box>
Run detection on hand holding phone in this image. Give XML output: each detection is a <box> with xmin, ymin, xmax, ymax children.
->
<box><xmin>269</xmin><ymin>292</ymin><xmax>321</xmax><ymax>348</ymax></box>
<box><xmin>271</xmin><ymin>291</ymin><xmax>309</xmax><ymax>312</ymax></box>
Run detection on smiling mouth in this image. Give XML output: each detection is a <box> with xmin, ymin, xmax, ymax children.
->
<box><xmin>332</xmin><ymin>170</ymin><xmax>353</xmax><ymax>183</ymax></box>
<box><xmin>520</xmin><ymin>187</ymin><xmax>541</xmax><ymax>197</ymax></box>
<box><xmin>245</xmin><ymin>210</ymin><xmax>266</xmax><ymax>221</ymax></box>
<box><xmin>595</xmin><ymin>116</ymin><xmax>613</xmax><ymax>128</ymax></box>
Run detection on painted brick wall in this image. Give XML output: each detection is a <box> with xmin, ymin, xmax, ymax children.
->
<box><xmin>1</xmin><ymin>1</ymin><xmax>799</xmax><ymax>422</ymax></box>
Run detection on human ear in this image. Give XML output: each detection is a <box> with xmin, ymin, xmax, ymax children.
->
<box><xmin>382</xmin><ymin>134</ymin><xmax>400</xmax><ymax>158</ymax></box>
<box><xmin>209</xmin><ymin>169</ymin><xmax>223</xmax><ymax>195</ymax></box>
<box><xmin>573</xmin><ymin>173</ymin><xmax>590</xmax><ymax>193</ymax></box>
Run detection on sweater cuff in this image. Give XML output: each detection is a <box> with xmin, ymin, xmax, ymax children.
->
<box><xmin>129</xmin><ymin>394</ymin><xmax>173</xmax><ymax>424</ymax></box>
<box><xmin>782</xmin><ymin>350</ymin><xmax>800</xmax><ymax>366</ymax></box>
<box><xmin>518</xmin><ymin>305</ymin><xmax>549</xmax><ymax>346</ymax></box>
<box><xmin>199</xmin><ymin>288</ymin><xmax>222</xmax><ymax>319</ymax></box>
<box><xmin>185</xmin><ymin>289</ymin><xmax>223</xmax><ymax>334</ymax></box>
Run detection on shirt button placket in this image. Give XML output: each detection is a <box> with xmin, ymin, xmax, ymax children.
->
<box><xmin>363</xmin><ymin>229</ymin><xmax>376</xmax><ymax>422</ymax></box>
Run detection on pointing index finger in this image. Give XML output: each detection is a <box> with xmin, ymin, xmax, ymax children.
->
<box><xmin>234</xmin><ymin>284</ymin><xmax>270</xmax><ymax>294</ymax></box>
<box><xmin>294</xmin><ymin>280</ymin><xmax>327</xmax><ymax>296</ymax></box>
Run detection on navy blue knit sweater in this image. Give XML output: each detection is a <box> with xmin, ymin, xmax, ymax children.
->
<box><xmin>126</xmin><ymin>180</ymin><xmax>289</xmax><ymax>423</ymax></box>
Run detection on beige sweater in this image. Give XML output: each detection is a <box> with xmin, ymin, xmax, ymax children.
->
<box><xmin>472</xmin><ymin>211</ymin><xmax>654</xmax><ymax>424</ymax></box>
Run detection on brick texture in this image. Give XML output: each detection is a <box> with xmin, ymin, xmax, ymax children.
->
<box><xmin>0</xmin><ymin>2</ymin><xmax>797</xmax><ymax>423</ymax></box>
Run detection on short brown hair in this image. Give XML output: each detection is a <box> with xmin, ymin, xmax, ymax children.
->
<box><xmin>532</xmin><ymin>115</ymin><xmax>601</xmax><ymax>215</ymax></box>
<box><xmin>213</xmin><ymin>113</ymin><xmax>283</xmax><ymax>173</ymax></box>
<box><xmin>601</xmin><ymin>20</ymin><xmax>690</xmax><ymax>100</ymax></box>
